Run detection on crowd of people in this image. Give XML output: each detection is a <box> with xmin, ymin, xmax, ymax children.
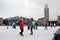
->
<box><xmin>3</xmin><ymin>18</ymin><xmax>57</xmax><ymax>36</ymax></box>
<box><xmin>5</xmin><ymin>18</ymin><xmax>36</xmax><ymax>36</ymax></box>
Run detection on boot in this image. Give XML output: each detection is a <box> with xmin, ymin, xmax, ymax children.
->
<box><xmin>30</xmin><ymin>33</ymin><xmax>33</xmax><ymax>35</ymax></box>
<box><xmin>21</xmin><ymin>34</ymin><xmax>24</xmax><ymax>36</ymax></box>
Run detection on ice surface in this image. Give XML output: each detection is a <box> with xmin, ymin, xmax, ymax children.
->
<box><xmin>0</xmin><ymin>26</ymin><xmax>60</xmax><ymax>40</ymax></box>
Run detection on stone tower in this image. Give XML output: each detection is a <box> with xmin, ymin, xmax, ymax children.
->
<box><xmin>44</xmin><ymin>4</ymin><xmax>49</xmax><ymax>25</ymax></box>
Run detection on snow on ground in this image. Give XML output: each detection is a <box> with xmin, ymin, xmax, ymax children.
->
<box><xmin>0</xmin><ymin>26</ymin><xmax>60</xmax><ymax>40</ymax></box>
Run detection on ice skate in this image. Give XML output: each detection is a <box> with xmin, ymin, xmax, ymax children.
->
<box><xmin>20</xmin><ymin>33</ymin><xmax>24</xmax><ymax>36</ymax></box>
<box><xmin>30</xmin><ymin>33</ymin><xmax>33</xmax><ymax>35</ymax></box>
<box><xmin>19</xmin><ymin>32</ymin><xmax>24</xmax><ymax>36</ymax></box>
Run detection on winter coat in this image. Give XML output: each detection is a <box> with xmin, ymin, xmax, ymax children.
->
<box><xmin>28</xmin><ymin>20</ymin><xmax>35</xmax><ymax>27</ymax></box>
<box><xmin>12</xmin><ymin>22</ymin><xmax>16</xmax><ymax>26</ymax></box>
<box><xmin>19</xmin><ymin>21</ymin><xmax>24</xmax><ymax>29</ymax></box>
<box><xmin>45</xmin><ymin>24</ymin><xmax>48</xmax><ymax>27</ymax></box>
<box><xmin>30</xmin><ymin>21</ymin><xmax>35</xmax><ymax>27</ymax></box>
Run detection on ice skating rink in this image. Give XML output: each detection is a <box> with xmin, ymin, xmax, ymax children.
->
<box><xmin>0</xmin><ymin>26</ymin><xmax>60</xmax><ymax>40</ymax></box>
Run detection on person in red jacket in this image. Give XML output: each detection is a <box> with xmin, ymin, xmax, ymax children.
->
<box><xmin>44</xmin><ymin>23</ymin><xmax>48</xmax><ymax>30</ymax></box>
<box><xmin>18</xmin><ymin>18</ymin><xmax>24</xmax><ymax>36</ymax></box>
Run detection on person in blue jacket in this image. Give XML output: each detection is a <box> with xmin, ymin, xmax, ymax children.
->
<box><xmin>28</xmin><ymin>18</ymin><xmax>35</xmax><ymax>35</ymax></box>
<box><xmin>12</xmin><ymin>21</ymin><xmax>16</xmax><ymax>29</ymax></box>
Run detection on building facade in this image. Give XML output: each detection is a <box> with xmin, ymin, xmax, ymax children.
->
<box><xmin>0</xmin><ymin>18</ymin><xmax>3</xmax><ymax>25</ymax></box>
<box><xmin>58</xmin><ymin>16</ymin><xmax>60</xmax><ymax>23</ymax></box>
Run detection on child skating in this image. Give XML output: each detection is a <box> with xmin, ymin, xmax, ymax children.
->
<box><xmin>44</xmin><ymin>23</ymin><xmax>48</xmax><ymax>30</ymax></box>
<box><xmin>12</xmin><ymin>21</ymin><xmax>16</xmax><ymax>29</ymax></box>
<box><xmin>18</xmin><ymin>18</ymin><xmax>24</xmax><ymax>36</ymax></box>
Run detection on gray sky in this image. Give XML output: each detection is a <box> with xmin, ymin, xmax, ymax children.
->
<box><xmin>0</xmin><ymin>0</ymin><xmax>60</xmax><ymax>20</ymax></box>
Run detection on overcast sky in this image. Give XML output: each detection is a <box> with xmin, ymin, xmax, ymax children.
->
<box><xmin>0</xmin><ymin>0</ymin><xmax>60</xmax><ymax>20</ymax></box>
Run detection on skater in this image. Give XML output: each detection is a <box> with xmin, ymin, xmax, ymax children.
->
<box><xmin>3</xmin><ymin>19</ymin><xmax>9</xmax><ymax>29</ymax></box>
<box><xmin>7</xmin><ymin>21</ymin><xmax>9</xmax><ymax>29</ymax></box>
<box><xmin>35</xmin><ymin>22</ymin><xmax>38</xmax><ymax>29</ymax></box>
<box><xmin>12</xmin><ymin>21</ymin><xmax>16</xmax><ymax>29</ymax></box>
<box><xmin>29</xmin><ymin>18</ymin><xmax>35</xmax><ymax>35</ymax></box>
<box><xmin>18</xmin><ymin>18</ymin><xmax>24</xmax><ymax>36</ymax></box>
<box><xmin>6</xmin><ymin>20</ymin><xmax>9</xmax><ymax>29</ymax></box>
<box><xmin>44</xmin><ymin>23</ymin><xmax>48</xmax><ymax>30</ymax></box>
